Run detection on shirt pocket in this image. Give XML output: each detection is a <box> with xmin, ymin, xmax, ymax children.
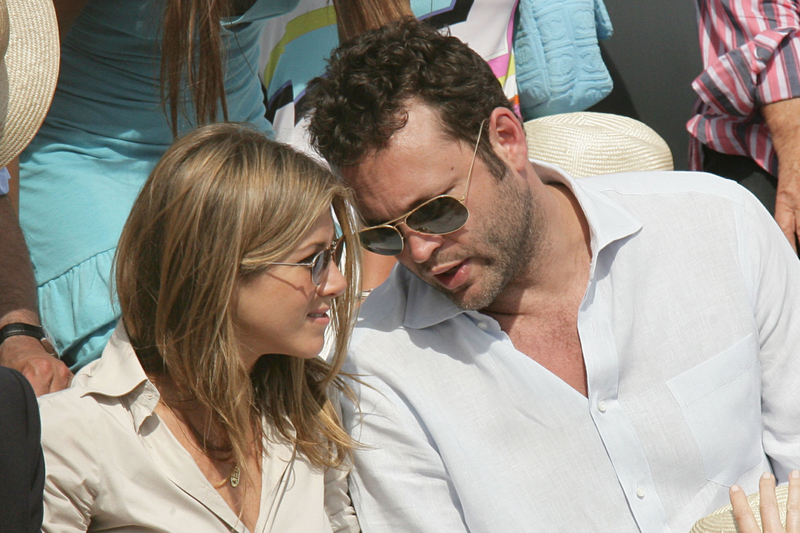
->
<box><xmin>666</xmin><ymin>334</ymin><xmax>762</xmax><ymax>486</ymax></box>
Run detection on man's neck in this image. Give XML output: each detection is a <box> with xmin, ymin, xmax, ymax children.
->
<box><xmin>483</xmin><ymin>181</ymin><xmax>592</xmax><ymax>321</ymax></box>
<box><xmin>481</xmin><ymin>180</ymin><xmax>592</xmax><ymax>395</ymax></box>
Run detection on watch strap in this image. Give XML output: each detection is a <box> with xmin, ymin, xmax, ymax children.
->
<box><xmin>0</xmin><ymin>322</ymin><xmax>47</xmax><ymax>344</ymax></box>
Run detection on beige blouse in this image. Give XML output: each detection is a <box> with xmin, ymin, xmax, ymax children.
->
<box><xmin>39</xmin><ymin>326</ymin><xmax>359</xmax><ymax>533</ymax></box>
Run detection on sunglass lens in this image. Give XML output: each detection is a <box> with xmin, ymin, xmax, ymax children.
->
<box><xmin>406</xmin><ymin>196</ymin><xmax>468</xmax><ymax>234</ymax></box>
<box><xmin>332</xmin><ymin>238</ymin><xmax>345</xmax><ymax>266</ymax></box>
<box><xmin>310</xmin><ymin>249</ymin><xmax>329</xmax><ymax>286</ymax></box>
<box><xmin>359</xmin><ymin>226</ymin><xmax>403</xmax><ymax>256</ymax></box>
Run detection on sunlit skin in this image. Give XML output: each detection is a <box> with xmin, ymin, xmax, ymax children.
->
<box><xmin>730</xmin><ymin>471</ymin><xmax>800</xmax><ymax>533</ymax></box>
<box><xmin>232</xmin><ymin>212</ymin><xmax>347</xmax><ymax>370</ymax></box>
<box><xmin>342</xmin><ymin>101</ymin><xmax>594</xmax><ymax>395</ymax></box>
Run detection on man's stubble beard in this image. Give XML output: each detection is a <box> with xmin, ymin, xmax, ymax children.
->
<box><xmin>437</xmin><ymin>170</ymin><xmax>545</xmax><ymax>311</ymax></box>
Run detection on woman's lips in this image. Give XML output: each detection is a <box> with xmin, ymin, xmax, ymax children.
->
<box><xmin>307</xmin><ymin>309</ymin><xmax>330</xmax><ymax>325</ymax></box>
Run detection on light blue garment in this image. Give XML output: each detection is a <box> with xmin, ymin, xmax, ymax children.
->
<box><xmin>342</xmin><ymin>164</ymin><xmax>800</xmax><ymax>532</ymax></box>
<box><xmin>0</xmin><ymin>167</ymin><xmax>9</xmax><ymax>196</ymax></box>
<box><xmin>514</xmin><ymin>0</ymin><xmax>613</xmax><ymax>120</ymax></box>
<box><xmin>19</xmin><ymin>0</ymin><xmax>299</xmax><ymax>369</ymax></box>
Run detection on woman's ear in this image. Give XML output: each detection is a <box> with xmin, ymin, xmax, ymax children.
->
<box><xmin>489</xmin><ymin>107</ymin><xmax>529</xmax><ymax>172</ymax></box>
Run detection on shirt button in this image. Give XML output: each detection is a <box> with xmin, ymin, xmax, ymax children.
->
<box><xmin>598</xmin><ymin>401</ymin><xmax>607</xmax><ymax>413</ymax></box>
<box><xmin>477</xmin><ymin>322</ymin><xmax>488</xmax><ymax>331</ymax></box>
<box><xmin>636</xmin><ymin>486</ymin><xmax>646</xmax><ymax>499</ymax></box>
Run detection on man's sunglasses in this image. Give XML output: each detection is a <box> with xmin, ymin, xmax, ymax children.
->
<box><xmin>358</xmin><ymin>120</ymin><xmax>486</xmax><ymax>256</ymax></box>
<box><xmin>262</xmin><ymin>237</ymin><xmax>344</xmax><ymax>286</ymax></box>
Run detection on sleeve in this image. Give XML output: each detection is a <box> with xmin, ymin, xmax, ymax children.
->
<box><xmin>324</xmin><ymin>391</ymin><xmax>360</xmax><ymax>533</ymax></box>
<box><xmin>324</xmin><ymin>462</ymin><xmax>360</xmax><ymax>533</ymax></box>
<box><xmin>0</xmin><ymin>367</ymin><xmax>44</xmax><ymax>533</ymax></box>
<box><xmin>38</xmin><ymin>394</ymin><xmax>98</xmax><ymax>533</ymax></box>
<box><xmin>341</xmin><ymin>375</ymin><xmax>470</xmax><ymax>533</ymax></box>
<box><xmin>740</xmin><ymin>190</ymin><xmax>800</xmax><ymax>481</ymax></box>
<box><xmin>693</xmin><ymin>0</ymin><xmax>800</xmax><ymax>118</ymax></box>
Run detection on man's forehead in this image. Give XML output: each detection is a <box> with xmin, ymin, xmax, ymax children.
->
<box><xmin>340</xmin><ymin>118</ymin><xmax>466</xmax><ymax>223</ymax></box>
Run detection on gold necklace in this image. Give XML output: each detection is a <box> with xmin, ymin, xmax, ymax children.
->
<box><xmin>159</xmin><ymin>399</ymin><xmax>240</xmax><ymax>488</ymax></box>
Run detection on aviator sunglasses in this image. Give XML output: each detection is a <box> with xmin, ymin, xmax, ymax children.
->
<box><xmin>262</xmin><ymin>237</ymin><xmax>344</xmax><ymax>286</ymax></box>
<box><xmin>358</xmin><ymin>120</ymin><xmax>487</xmax><ymax>256</ymax></box>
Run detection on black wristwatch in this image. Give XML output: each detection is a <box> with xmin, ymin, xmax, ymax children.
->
<box><xmin>0</xmin><ymin>323</ymin><xmax>57</xmax><ymax>355</ymax></box>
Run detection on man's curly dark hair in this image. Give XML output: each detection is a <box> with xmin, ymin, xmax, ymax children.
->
<box><xmin>305</xmin><ymin>17</ymin><xmax>517</xmax><ymax>179</ymax></box>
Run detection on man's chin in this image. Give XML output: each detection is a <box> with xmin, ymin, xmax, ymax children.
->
<box><xmin>436</xmin><ymin>281</ymin><xmax>498</xmax><ymax>311</ymax></box>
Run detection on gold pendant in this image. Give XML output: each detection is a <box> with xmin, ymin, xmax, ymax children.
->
<box><xmin>230</xmin><ymin>465</ymin><xmax>241</xmax><ymax>488</ymax></box>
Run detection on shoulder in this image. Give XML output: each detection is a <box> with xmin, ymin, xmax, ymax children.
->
<box><xmin>0</xmin><ymin>366</ymin><xmax>35</xmax><ymax>407</ymax></box>
<box><xmin>579</xmin><ymin>170</ymin><xmax>752</xmax><ymax>205</ymax></box>
<box><xmin>0</xmin><ymin>367</ymin><xmax>40</xmax><ymax>448</ymax></box>
<box><xmin>37</xmin><ymin>361</ymin><xmax>115</xmax><ymax>449</ymax></box>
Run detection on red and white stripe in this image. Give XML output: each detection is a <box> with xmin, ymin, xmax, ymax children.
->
<box><xmin>688</xmin><ymin>0</ymin><xmax>800</xmax><ymax>174</ymax></box>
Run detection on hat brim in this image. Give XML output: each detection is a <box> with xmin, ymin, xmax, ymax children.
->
<box><xmin>524</xmin><ymin>112</ymin><xmax>674</xmax><ymax>179</ymax></box>
<box><xmin>0</xmin><ymin>0</ymin><xmax>59</xmax><ymax>168</ymax></box>
<box><xmin>690</xmin><ymin>484</ymin><xmax>790</xmax><ymax>533</ymax></box>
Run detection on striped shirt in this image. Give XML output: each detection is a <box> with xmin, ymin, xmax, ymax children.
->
<box><xmin>687</xmin><ymin>0</ymin><xmax>800</xmax><ymax>174</ymax></box>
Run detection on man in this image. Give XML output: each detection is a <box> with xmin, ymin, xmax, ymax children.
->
<box><xmin>0</xmin><ymin>0</ymin><xmax>71</xmax><ymax>396</ymax></box>
<box><xmin>688</xmin><ymin>0</ymin><xmax>800</xmax><ymax>253</ymax></box>
<box><xmin>305</xmin><ymin>19</ymin><xmax>800</xmax><ymax>533</ymax></box>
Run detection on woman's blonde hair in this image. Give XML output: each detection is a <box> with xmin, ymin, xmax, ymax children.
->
<box><xmin>115</xmin><ymin>122</ymin><xmax>360</xmax><ymax>469</ymax></box>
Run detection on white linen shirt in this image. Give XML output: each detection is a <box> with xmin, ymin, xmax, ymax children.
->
<box><xmin>341</xmin><ymin>163</ymin><xmax>800</xmax><ymax>533</ymax></box>
<box><xmin>39</xmin><ymin>326</ymin><xmax>359</xmax><ymax>533</ymax></box>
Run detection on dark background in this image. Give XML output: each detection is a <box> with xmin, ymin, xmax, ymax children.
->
<box><xmin>589</xmin><ymin>0</ymin><xmax>703</xmax><ymax>170</ymax></box>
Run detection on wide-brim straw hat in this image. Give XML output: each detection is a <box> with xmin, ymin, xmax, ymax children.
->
<box><xmin>0</xmin><ymin>0</ymin><xmax>59</xmax><ymax>168</ymax></box>
<box><xmin>524</xmin><ymin>112</ymin><xmax>674</xmax><ymax>178</ymax></box>
<box><xmin>690</xmin><ymin>484</ymin><xmax>789</xmax><ymax>533</ymax></box>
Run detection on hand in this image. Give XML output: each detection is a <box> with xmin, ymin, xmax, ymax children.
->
<box><xmin>0</xmin><ymin>334</ymin><xmax>72</xmax><ymax>396</ymax></box>
<box><xmin>731</xmin><ymin>471</ymin><xmax>800</xmax><ymax>533</ymax></box>
<box><xmin>761</xmin><ymin>99</ymin><xmax>800</xmax><ymax>253</ymax></box>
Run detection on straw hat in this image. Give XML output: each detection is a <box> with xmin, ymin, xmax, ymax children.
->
<box><xmin>524</xmin><ymin>112</ymin><xmax>674</xmax><ymax>178</ymax></box>
<box><xmin>690</xmin><ymin>484</ymin><xmax>789</xmax><ymax>533</ymax></box>
<box><xmin>0</xmin><ymin>0</ymin><xmax>59</xmax><ymax>168</ymax></box>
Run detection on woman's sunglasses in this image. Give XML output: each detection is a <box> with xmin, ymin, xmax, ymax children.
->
<box><xmin>263</xmin><ymin>237</ymin><xmax>344</xmax><ymax>286</ymax></box>
<box><xmin>358</xmin><ymin>120</ymin><xmax>486</xmax><ymax>256</ymax></box>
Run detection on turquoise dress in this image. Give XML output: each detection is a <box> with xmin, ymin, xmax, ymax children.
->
<box><xmin>19</xmin><ymin>0</ymin><xmax>299</xmax><ymax>369</ymax></box>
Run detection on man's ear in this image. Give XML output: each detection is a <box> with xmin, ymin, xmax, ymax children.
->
<box><xmin>489</xmin><ymin>107</ymin><xmax>528</xmax><ymax>172</ymax></box>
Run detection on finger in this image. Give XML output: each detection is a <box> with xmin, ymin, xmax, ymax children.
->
<box><xmin>48</xmin><ymin>361</ymin><xmax>73</xmax><ymax>393</ymax></box>
<box><xmin>21</xmin><ymin>366</ymin><xmax>52</xmax><ymax>398</ymax></box>
<box><xmin>787</xmin><ymin>471</ymin><xmax>800</xmax><ymax>533</ymax></box>
<box><xmin>732</xmin><ymin>484</ymin><xmax>762</xmax><ymax>533</ymax></box>
<box><xmin>795</xmin><ymin>216</ymin><xmax>800</xmax><ymax>256</ymax></box>
<box><xmin>760</xmin><ymin>472</ymin><xmax>784</xmax><ymax>533</ymax></box>
<box><xmin>774</xmin><ymin>203</ymin><xmax>798</xmax><ymax>253</ymax></box>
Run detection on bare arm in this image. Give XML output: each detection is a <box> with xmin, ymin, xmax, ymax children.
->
<box><xmin>762</xmin><ymin>97</ymin><xmax>800</xmax><ymax>252</ymax></box>
<box><xmin>0</xmin><ymin>194</ymin><xmax>71</xmax><ymax>396</ymax></box>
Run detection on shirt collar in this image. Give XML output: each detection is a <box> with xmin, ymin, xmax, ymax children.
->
<box><xmin>79</xmin><ymin>324</ymin><xmax>160</xmax><ymax>430</ymax></box>
<box><xmin>399</xmin><ymin>161</ymin><xmax>642</xmax><ymax>330</ymax></box>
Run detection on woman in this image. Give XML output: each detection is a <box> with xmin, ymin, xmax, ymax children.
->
<box><xmin>38</xmin><ymin>123</ymin><xmax>361</xmax><ymax>532</ymax></box>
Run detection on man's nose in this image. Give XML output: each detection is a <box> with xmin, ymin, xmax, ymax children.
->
<box><xmin>400</xmin><ymin>227</ymin><xmax>444</xmax><ymax>263</ymax></box>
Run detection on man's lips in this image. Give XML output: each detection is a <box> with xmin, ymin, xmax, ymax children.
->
<box><xmin>429</xmin><ymin>259</ymin><xmax>470</xmax><ymax>290</ymax></box>
<box><xmin>428</xmin><ymin>260</ymin><xmax>465</xmax><ymax>277</ymax></box>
